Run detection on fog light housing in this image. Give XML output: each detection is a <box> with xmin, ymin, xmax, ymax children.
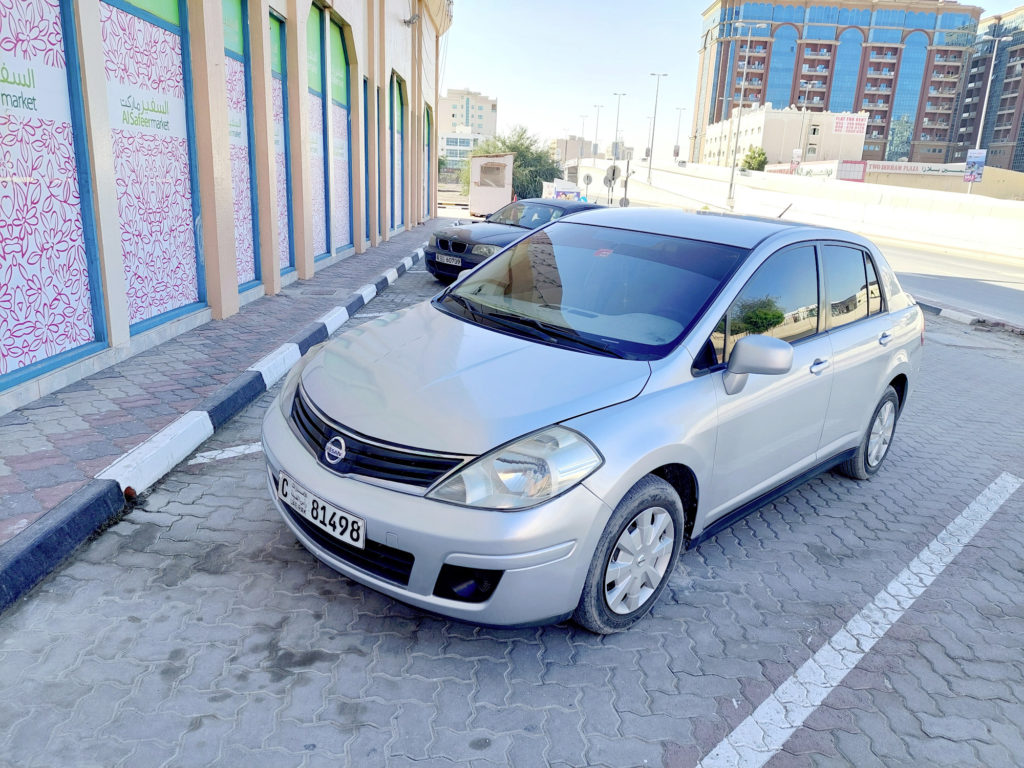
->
<box><xmin>433</xmin><ymin>565</ymin><xmax>504</xmax><ymax>603</ymax></box>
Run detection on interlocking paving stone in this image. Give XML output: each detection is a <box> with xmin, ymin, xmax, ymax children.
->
<box><xmin>0</xmin><ymin>265</ymin><xmax>1023</xmax><ymax>767</ymax></box>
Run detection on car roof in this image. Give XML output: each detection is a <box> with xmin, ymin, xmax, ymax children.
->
<box><xmin>562</xmin><ymin>207</ymin><xmax>807</xmax><ymax>249</ymax></box>
<box><xmin>520</xmin><ymin>197</ymin><xmax>602</xmax><ymax>212</ymax></box>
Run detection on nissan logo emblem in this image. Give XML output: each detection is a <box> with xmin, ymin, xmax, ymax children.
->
<box><xmin>324</xmin><ymin>436</ymin><xmax>347</xmax><ymax>464</ymax></box>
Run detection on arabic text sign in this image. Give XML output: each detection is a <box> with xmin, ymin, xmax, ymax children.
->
<box><xmin>106</xmin><ymin>80</ymin><xmax>185</xmax><ymax>137</ymax></box>
<box><xmin>0</xmin><ymin>56</ymin><xmax>72</xmax><ymax>123</ymax></box>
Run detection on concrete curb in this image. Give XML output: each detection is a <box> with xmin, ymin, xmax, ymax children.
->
<box><xmin>916</xmin><ymin>298</ymin><xmax>1024</xmax><ymax>335</ymax></box>
<box><xmin>0</xmin><ymin>250</ymin><xmax>424</xmax><ymax>615</ymax></box>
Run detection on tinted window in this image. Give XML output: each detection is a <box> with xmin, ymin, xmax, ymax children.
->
<box><xmin>488</xmin><ymin>202</ymin><xmax>563</xmax><ymax>229</ymax></box>
<box><xmin>441</xmin><ymin>222</ymin><xmax>747</xmax><ymax>360</ymax></box>
<box><xmin>712</xmin><ymin>246</ymin><xmax>819</xmax><ymax>363</ymax></box>
<box><xmin>823</xmin><ymin>245</ymin><xmax>869</xmax><ymax>328</ymax></box>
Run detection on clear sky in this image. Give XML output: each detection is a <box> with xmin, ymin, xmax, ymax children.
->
<box><xmin>440</xmin><ymin>0</ymin><xmax>1023</xmax><ymax>157</ymax></box>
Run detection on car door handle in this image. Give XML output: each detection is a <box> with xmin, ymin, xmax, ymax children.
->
<box><xmin>809</xmin><ymin>358</ymin><xmax>829</xmax><ymax>375</ymax></box>
<box><xmin>879</xmin><ymin>332</ymin><xmax>894</xmax><ymax>346</ymax></box>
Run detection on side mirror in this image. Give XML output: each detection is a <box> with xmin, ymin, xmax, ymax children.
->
<box><xmin>722</xmin><ymin>335</ymin><xmax>793</xmax><ymax>395</ymax></box>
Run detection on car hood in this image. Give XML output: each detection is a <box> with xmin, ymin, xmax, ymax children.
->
<box><xmin>299</xmin><ymin>301</ymin><xmax>651</xmax><ymax>455</ymax></box>
<box><xmin>436</xmin><ymin>221</ymin><xmax>526</xmax><ymax>246</ymax></box>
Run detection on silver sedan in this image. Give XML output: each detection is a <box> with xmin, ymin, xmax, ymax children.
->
<box><xmin>261</xmin><ymin>208</ymin><xmax>924</xmax><ymax>633</ymax></box>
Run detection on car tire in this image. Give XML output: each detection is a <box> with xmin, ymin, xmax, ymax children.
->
<box><xmin>573</xmin><ymin>475</ymin><xmax>685</xmax><ymax>634</ymax></box>
<box><xmin>838</xmin><ymin>385</ymin><xmax>900</xmax><ymax>481</ymax></box>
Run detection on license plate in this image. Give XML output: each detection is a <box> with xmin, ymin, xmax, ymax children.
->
<box><xmin>277</xmin><ymin>472</ymin><xmax>365</xmax><ymax>549</ymax></box>
<box><xmin>436</xmin><ymin>253</ymin><xmax>462</xmax><ymax>266</ymax></box>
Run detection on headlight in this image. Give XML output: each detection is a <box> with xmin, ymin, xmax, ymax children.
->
<box><xmin>277</xmin><ymin>342</ymin><xmax>326</xmax><ymax>419</ymax></box>
<box><xmin>427</xmin><ymin>426</ymin><xmax>602</xmax><ymax>510</ymax></box>
<box><xmin>471</xmin><ymin>244</ymin><xmax>500</xmax><ymax>258</ymax></box>
<box><xmin>427</xmin><ymin>234</ymin><xmax>437</xmax><ymax>247</ymax></box>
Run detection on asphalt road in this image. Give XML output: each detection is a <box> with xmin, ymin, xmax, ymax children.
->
<box><xmin>2</xmin><ymin>267</ymin><xmax>1023</xmax><ymax>767</ymax></box>
<box><xmin>874</xmin><ymin>238</ymin><xmax>1024</xmax><ymax>329</ymax></box>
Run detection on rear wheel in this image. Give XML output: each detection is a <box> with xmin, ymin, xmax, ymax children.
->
<box><xmin>573</xmin><ymin>475</ymin><xmax>685</xmax><ymax>634</ymax></box>
<box><xmin>839</xmin><ymin>386</ymin><xmax>900</xmax><ymax>480</ymax></box>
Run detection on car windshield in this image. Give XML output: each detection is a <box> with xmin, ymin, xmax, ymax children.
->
<box><xmin>487</xmin><ymin>201</ymin><xmax>565</xmax><ymax>229</ymax></box>
<box><xmin>436</xmin><ymin>222</ymin><xmax>748</xmax><ymax>360</ymax></box>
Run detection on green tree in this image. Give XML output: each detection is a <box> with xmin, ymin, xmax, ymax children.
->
<box><xmin>437</xmin><ymin>154</ymin><xmax>447</xmax><ymax>171</ymax></box>
<box><xmin>731</xmin><ymin>296</ymin><xmax>785</xmax><ymax>334</ymax></box>
<box><xmin>741</xmin><ymin>145</ymin><xmax>767</xmax><ymax>172</ymax></box>
<box><xmin>460</xmin><ymin>125</ymin><xmax>562</xmax><ymax>200</ymax></box>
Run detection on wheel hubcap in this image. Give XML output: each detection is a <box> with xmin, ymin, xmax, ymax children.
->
<box><xmin>867</xmin><ymin>401</ymin><xmax>896</xmax><ymax>468</ymax></box>
<box><xmin>604</xmin><ymin>506</ymin><xmax>675</xmax><ymax>615</ymax></box>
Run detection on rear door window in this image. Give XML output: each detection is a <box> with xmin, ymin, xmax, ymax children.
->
<box><xmin>822</xmin><ymin>245</ymin><xmax>874</xmax><ymax>328</ymax></box>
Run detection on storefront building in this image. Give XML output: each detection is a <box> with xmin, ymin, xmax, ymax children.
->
<box><xmin>0</xmin><ymin>0</ymin><xmax>451</xmax><ymax>412</ymax></box>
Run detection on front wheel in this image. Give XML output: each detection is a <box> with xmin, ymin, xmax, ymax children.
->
<box><xmin>573</xmin><ymin>475</ymin><xmax>685</xmax><ymax>634</ymax></box>
<box><xmin>838</xmin><ymin>385</ymin><xmax>900</xmax><ymax>480</ymax></box>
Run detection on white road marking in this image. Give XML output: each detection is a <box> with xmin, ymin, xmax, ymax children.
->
<box><xmin>98</xmin><ymin>411</ymin><xmax>215</xmax><ymax>493</ymax></box>
<box><xmin>187</xmin><ymin>442</ymin><xmax>264</xmax><ymax>465</ymax></box>
<box><xmin>699</xmin><ymin>471</ymin><xmax>1023</xmax><ymax>768</ymax></box>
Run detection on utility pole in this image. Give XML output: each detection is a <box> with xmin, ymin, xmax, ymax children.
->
<box><xmin>612</xmin><ymin>92</ymin><xmax>626</xmax><ymax>160</ymax></box>
<box><xmin>969</xmin><ymin>34</ymin><xmax>1012</xmax><ymax>194</ymax></box>
<box><xmin>592</xmin><ymin>104</ymin><xmax>603</xmax><ymax>162</ymax></box>
<box><xmin>647</xmin><ymin>73</ymin><xmax>668</xmax><ymax>183</ymax></box>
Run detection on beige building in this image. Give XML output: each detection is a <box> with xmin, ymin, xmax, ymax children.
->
<box><xmin>701</xmin><ymin>104</ymin><xmax>869</xmax><ymax>166</ymax></box>
<box><xmin>439</xmin><ymin>87</ymin><xmax>497</xmax><ymax>136</ymax></box>
<box><xmin>0</xmin><ymin>0</ymin><xmax>451</xmax><ymax>409</ymax></box>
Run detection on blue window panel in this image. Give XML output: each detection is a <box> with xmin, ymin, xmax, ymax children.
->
<box><xmin>869</xmin><ymin>28</ymin><xmax>902</xmax><ymax>43</ymax></box>
<box><xmin>886</xmin><ymin>31</ymin><xmax>928</xmax><ymax>161</ymax></box>
<box><xmin>838</xmin><ymin>8</ymin><xmax>871</xmax><ymax>26</ymax></box>
<box><xmin>872</xmin><ymin>9</ymin><xmax>906</xmax><ymax>27</ymax></box>
<box><xmin>938</xmin><ymin>12</ymin><xmax>973</xmax><ymax>30</ymax></box>
<box><xmin>807</xmin><ymin>6</ymin><xmax>839</xmax><ymax>24</ymax></box>
<box><xmin>723</xmin><ymin>40</ymin><xmax>736</xmax><ymax>118</ymax></box>
<box><xmin>740</xmin><ymin>2</ymin><xmax>773</xmax><ymax>21</ymax></box>
<box><xmin>905</xmin><ymin>11</ymin><xmax>936</xmax><ymax>29</ymax></box>
<box><xmin>772</xmin><ymin>5</ymin><xmax>803</xmax><ymax>23</ymax></box>
<box><xmin>829</xmin><ymin>28</ymin><xmax>863</xmax><ymax>113</ymax></box>
<box><xmin>805</xmin><ymin>25</ymin><xmax>837</xmax><ymax>40</ymax></box>
<box><xmin>765</xmin><ymin>26</ymin><xmax>798</xmax><ymax>109</ymax></box>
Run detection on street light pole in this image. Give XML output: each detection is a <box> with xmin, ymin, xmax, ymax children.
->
<box><xmin>728</xmin><ymin>21</ymin><xmax>762</xmax><ymax>206</ymax></box>
<box><xmin>577</xmin><ymin>114</ymin><xmax>587</xmax><ymax>185</ymax></box>
<box><xmin>647</xmin><ymin>72</ymin><xmax>668</xmax><ymax>183</ymax></box>
<box><xmin>674</xmin><ymin>107</ymin><xmax>687</xmax><ymax>161</ymax></box>
<box><xmin>612</xmin><ymin>92</ymin><xmax>626</xmax><ymax>160</ymax></box>
<box><xmin>798</xmin><ymin>79</ymin><xmax>811</xmax><ymax>166</ymax></box>
<box><xmin>592</xmin><ymin>104</ymin><xmax>603</xmax><ymax>162</ymax></box>
<box><xmin>968</xmin><ymin>33</ymin><xmax>1012</xmax><ymax>194</ymax></box>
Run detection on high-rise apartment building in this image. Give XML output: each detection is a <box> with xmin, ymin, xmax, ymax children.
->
<box><xmin>951</xmin><ymin>7</ymin><xmax>1024</xmax><ymax>171</ymax></box>
<box><xmin>691</xmin><ymin>0</ymin><xmax>982</xmax><ymax>164</ymax></box>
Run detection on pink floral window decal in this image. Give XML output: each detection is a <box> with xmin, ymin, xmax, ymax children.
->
<box><xmin>225</xmin><ymin>55</ymin><xmax>256</xmax><ymax>285</ymax></box>
<box><xmin>0</xmin><ymin>0</ymin><xmax>97</xmax><ymax>376</ymax></box>
<box><xmin>272</xmin><ymin>78</ymin><xmax>291</xmax><ymax>270</ymax></box>
<box><xmin>331</xmin><ymin>103</ymin><xmax>351</xmax><ymax>251</ymax></box>
<box><xmin>308</xmin><ymin>94</ymin><xmax>328</xmax><ymax>256</ymax></box>
<box><xmin>100</xmin><ymin>2</ymin><xmax>199</xmax><ymax>326</ymax></box>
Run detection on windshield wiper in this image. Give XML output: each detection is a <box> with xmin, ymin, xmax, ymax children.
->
<box><xmin>443</xmin><ymin>292</ymin><xmax>485</xmax><ymax>321</ymax></box>
<box><xmin>478</xmin><ymin>308</ymin><xmax>627</xmax><ymax>359</ymax></box>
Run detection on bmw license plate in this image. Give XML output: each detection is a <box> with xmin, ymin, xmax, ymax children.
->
<box><xmin>436</xmin><ymin>253</ymin><xmax>462</xmax><ymax>266</ymax></box>
<box><xmin>277</xmin><ymin>472</ymin><xmax>365</xmax><ymax>549</ymax></box>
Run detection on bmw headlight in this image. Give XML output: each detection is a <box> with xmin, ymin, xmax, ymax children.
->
<box><xmin>427</xmin><ymin>426</ymin><xmax>602</xmax><ymax>510</ymax></box>
<box><xmin>471</xmin><ymin>244</ymin><xmax>500</xmax><ymax>258</ymax></box>
<box><xmin>277</xmin><ymin>342</ymin><xmax>326</xmax><ymax>419</ymax></box>
<box><xmin>427</xmin><ymin>233</ymin><xmax>437</xmax><ymax>247</ymax></box>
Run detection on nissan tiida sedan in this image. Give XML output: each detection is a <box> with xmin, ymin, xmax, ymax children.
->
<box><xmin>262</xmin><ymin>208</ymin><xmax>923</xmax><ymax>633</ymax></box>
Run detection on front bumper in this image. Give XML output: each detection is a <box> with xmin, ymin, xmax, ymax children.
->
<box><xmin>261</xmin><ymin>395</ymin><xmax>613</xmax><ymax>626</ymax></box>
<box><xmin>424</xmin><ymin>245</ymin><xmax>481</xmax><ymax>281</ymax></box>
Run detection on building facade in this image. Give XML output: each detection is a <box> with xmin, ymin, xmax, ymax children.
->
<box><xmin>0</xmin><ymin>0</ymin><xmax>451</xmax><ymax>407</ymax></box>
<box><xmin>438</xmin><ymin>87</ymin><xmax>497</xmax><ymax>135</ymax></box>
<box><xmin>950</xmin><ymin>7</ymin><xmax>1024</xmax><ymax>170</ymax></box>
<box><xmin>701</xmin><ymin>104</ymin><xmax>868</xmax><ymax>165</ymax></box>
<box><xmin>691</xmin><ymin>0</ymin><xmax>982</xmax><ymax>165</ymax></box>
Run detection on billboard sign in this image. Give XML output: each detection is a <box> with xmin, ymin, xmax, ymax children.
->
<box><xmin>964</xmin><ymin>149</ymin><xmax>986</xmax><ymax>183</ymax></box>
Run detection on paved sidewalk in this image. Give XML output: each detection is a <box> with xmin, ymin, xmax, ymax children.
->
<box><xmin>0</xmin><ymin>222</ymin><xmax>445</xmax><ymax>550</ymax></box>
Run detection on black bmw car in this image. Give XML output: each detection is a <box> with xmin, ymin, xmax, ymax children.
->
<box><xmin>425</xmin><ymin>197</ymin><xmax>602</xmax><ymax>283</ymax></box>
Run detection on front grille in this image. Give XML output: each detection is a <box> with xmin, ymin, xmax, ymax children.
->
<box><xmin>437</xmin><ymin>238</ymin><xmax>468</xmax><ymax>254</ymax></box>
<box><xmin>290</xmin><ymin>386</ymin><xmax>467</xmax><ymax>488</ymax></box>
<box><xmin>283</xmin><ymin>506</ymin><xmax>415</xmax><ymax>586</ymax></box>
